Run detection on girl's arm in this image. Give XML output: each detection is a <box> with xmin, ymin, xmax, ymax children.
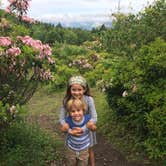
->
<box><xmin>60</xmin><ymin>122</ymin><xmax>83</xmax><ymax>136</ymax></box>
<box><xmin>60</xmin><ymin>122</ymin><xmax>69</xmax><ymax>132</ymax></box>
<box><xmin>59</xmin><ymin>105</ymin><xmax>70</xmax><ymax>132</ymax></box>
<box><xmin>86</xmin><ymin>120</ymin><xmax>97</xmax><ymax>131</ymax></box>
<box><xmin>59</xmin><ymin>105</ymin><xmax>66</xmax><ymax>125</ymax></box>
<box><xmin>87</xmin><ymin>96</ymin><xmax>97</xmax><ymax>124</ymax></box>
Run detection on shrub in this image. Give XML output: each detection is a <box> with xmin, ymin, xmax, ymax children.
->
<box><xmin>0</xmin><ymin>121</ymin><xmax>62</xmax><ymax>165</ymax></box>
<box><xmin>104</xmin><ymin>38</ymin><xmax>166</xmax><ymax>162</ymax></box>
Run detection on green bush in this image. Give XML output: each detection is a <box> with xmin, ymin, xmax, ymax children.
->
<box><xmin>104</xmin><ymin>38</ymin><xmax>166</xmax><ymax>163</ymax></box>
<box><xmin>0</xmin><ymin>121</ymin><xmax>62</xmax><ymax>165</ymax></box>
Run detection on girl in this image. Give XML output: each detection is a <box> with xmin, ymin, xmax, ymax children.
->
<box><xmin>59</xmin><ymin>75</ymin><xmax>97</xmax><ymax>166</ymax></box>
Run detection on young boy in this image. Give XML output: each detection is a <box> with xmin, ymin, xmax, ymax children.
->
<box><xmin>62</xmin><ymin>98</ymin><xmax>96</xmax><ymax>166</ymax></box>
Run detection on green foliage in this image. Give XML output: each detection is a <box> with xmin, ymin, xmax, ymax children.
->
<box><xmin>0</xmin><ymin>101</ymin><xmax>23</xmax><ymax>129</ymax></box>
<box><xmin>103</xmin><ymin>38</ymin><xmax>166</xmax><ymax>162</ymax></box>
<box><xmin>12</xmin><ymin>24</ymin><xmax>31</xmax><ymax>36</ymax></box>
<box><xmin>101</xmin><ymin>0</ymin><xmax>166</xmax><ymax>57</ymax></box>
<box><xmin>145</xmin><ymin>107</ymin><xmax>166</xmax><ymax>160</ymax></box>
<box><xmin>93</xmin><ymin>1</ymin><xmax>166</xmax><ymax>162</ymax></box>
<box><xmin>1</xmin><ymin>0</ymin><xmax>166</xmax><ymax>163</ymax></box>
<box><xmin>0</xmin><ymin>121</ymin><xmax>62</xmax><ymax>165</ymax></box>
<box><xmin>30</xmin><ymin>22</ymin><xmax>93</xmax><ymax>45</ymax></box>
<box><xmin>50</xmin><ymin>43</ymin><xmax>101</xmax><ymax>89</ymax></box>
<box><xmin>0</xmin><ymin>101</ymin><xmax>10</xmax><ymax>125</ymax></box>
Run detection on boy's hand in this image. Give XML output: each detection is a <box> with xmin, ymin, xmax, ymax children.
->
<box><xmin>86</xmin><ymin>120</ymin><xmax>97</xmax><ymax>131</ymax></box>
<box><xmin>69</xmin><ymin>127</ymin><xmax>83</xmax><ymax>136</ymax></box>
<box><xmin>60</xmin><ymin>122</ymin><xmax>69</xmax><ymax>132</ymax></box>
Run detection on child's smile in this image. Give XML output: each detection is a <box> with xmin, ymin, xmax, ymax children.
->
<box><xmin>70</xmin><ymin>84</ymin><xmax>85</xmax><ymax>99</ymax></box>
<box><xmin>70</xmin><ymin>107</ymin><xmax>84</xmax><ymax>122</ymax></box>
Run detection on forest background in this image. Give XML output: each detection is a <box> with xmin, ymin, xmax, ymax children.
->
<box><xmin>0</xmin><ymin>0</ymin><xmax>165</xmax><ymax>165</ymax></box>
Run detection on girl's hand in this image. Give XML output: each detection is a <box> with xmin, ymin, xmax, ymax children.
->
<box><xmin>60</xmin><ymin>122</ymin><xmax>69</xmax><ymax>132</ymax></box>
<box><xmin>69</xmin><ymin>127</ymin><xmax>83</xmax><ymax>136</ymax></box>
<box><xmin>86</xmin><ymin>120</ymin><xmax>97</xmax><ymax>131</ymax></box>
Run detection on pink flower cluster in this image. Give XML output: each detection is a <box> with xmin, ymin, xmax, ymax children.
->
<box><xmin>71</xmin><ymin>58</ymin><xmax>92</xmax><ymax>69</ymax></box>
<box><xmin>7</xmin><ymin>47</ymin><xmax>21</xmax><ymax>56</ymax></box>
<box><xmin>21</xmin><ymin>15</ymin><xmax>35</xmax><ymax>23</ymax></box>
<box><xmin>0</xmin><ymin>36</ymin><xmax>55</xmax><ymax>81</ymax></box>
<box><xmin>6</xmin><ymin>0</ymin><xmax>35</xmax><ymax>24</ymax></box>
<box><xmin>35</xmin><ymin>67</ymin><xmax>54</xmax><ymax>80</ymax></box>
<box><xmin>0</xmin><ymin>37</ymin><xmax>21</xmax><ymax>57</ymax></box>
<box><xmin>17</xmin><ymin>36</ymin><xmax>54</xmax><ymax>64</ymax></box>
<box><xmin>7</xmin><ymin>0</ymin><xmax>30</xmax><ymax>11</ymax></box>
<box><xmin>0</xmin><ymin>37</ymin><xmax>12</xmax><ymax>46</ymax></box>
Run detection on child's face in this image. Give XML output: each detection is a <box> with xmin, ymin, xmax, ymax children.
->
<box><xmin>70</xmin><ymin>84</ymin><xmax>85</xmax><ymax>99</ymax></box>
<box><xmin>69</xmin><ymin>106</ymin><xmax>84</xmax><ymax>122</ymax></box>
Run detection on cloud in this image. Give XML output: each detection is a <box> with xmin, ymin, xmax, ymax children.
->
<box><xmin>1</xmin><ymin>0</ymin><xmax>155</xmax><ymax>24</ymax></box>
<box><xmin>37</xmin><ymin>12</ymin><xmax>111</xmax><ymax>24</ymax></box>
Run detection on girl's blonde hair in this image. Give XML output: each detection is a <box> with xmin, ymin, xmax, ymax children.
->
<box><xmin>66</xmin><ymin>98</ymin><xmax>87</xmax><ymax>113</ymax></box>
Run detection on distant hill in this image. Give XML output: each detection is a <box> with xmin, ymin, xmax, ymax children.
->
<box><xmin>42</xmin><ymin>20</ymin><xmax>112</xmax><ymax>30</ymax></box>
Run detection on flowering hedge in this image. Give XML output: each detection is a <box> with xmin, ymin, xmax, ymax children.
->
<box><xmin>0</xmin><ymin>35</ymin><xmax>55</xmax><ymax>127</ymax></box>
<box><xmin>0</xmin><ymin>36</ymin><xmax>54</xmax><ymax>105</ymax></box>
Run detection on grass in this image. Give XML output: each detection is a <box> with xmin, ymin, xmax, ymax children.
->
<box><xmin>24</xmin><ymin>87</ymin><xmax>65</xmax><ymax>116</ymax></box>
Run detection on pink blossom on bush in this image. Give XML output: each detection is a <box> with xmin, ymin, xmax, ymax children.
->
<box><xmin>34</xmin><ymin>67</ymin><xmax>54</xmax><ymax>80</ymax></box>
<box><xmin>6</xmin><ymin>47</ymin><xmax>21</xmax><ymax>56</ymax></box>
<box><xmin>7</xmin><ymin>0</ymin><xmax>31</xmax><ymax>21</ymax></box>
<box><xmin>8</xmin><ymin>0</ymin><xmax>17</xmax><ymax>3</ymax></box>
<box><xmin>0</xmin><ymin>37</ymin><xmax>12</xmax><ymax>46</ymax></box>
<box><xmin>47</xmin><ymin>57</ymin><xmax>55</xmax><ymax>64</ymax></box>
<box><xmin>17</xmin><ymin>36</ymin><xmax>55</xmax><ymax>64</ymax></box>
<box><xmin>5</xmin><ymin>6</ymin><xmax>11</xmax><ymax>13</ymax></box>
<box><xmin>8</xmin><ymin>0</ymin><xmax>31</xmax><ymax>11</ymax></box>
<box><xmin>1</xmin><ymin>35</ymin><xmax>54</xmax><ymax>82</ymax></box>
<box><xmin>33</xmin><ymin>40</ymin><xmax>43</xmax><ymax>50</ymax></box>
<box><xmin>42</xmin><ymin>44</ymin><xmax>52</xmax><ymax>56</ymax></box>
<box><xmin>17</xmin><ymin>36</ymin><xmax>42</xmax><ymax>50</ymax></box>
<box><xmin>21</xmin><ymin>15</ymin><xmax>35</xmax><ymax>23</ymax></box>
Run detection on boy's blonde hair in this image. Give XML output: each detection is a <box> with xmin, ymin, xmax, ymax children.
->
<box><xmin>66</xmin><ymin>98</ymin><xmax>87</xmax><ymax>113</ymax></box>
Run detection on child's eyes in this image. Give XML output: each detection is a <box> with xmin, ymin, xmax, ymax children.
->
<box><xmin>71</xmin><ymin>109</ymin><xmax>81</xmax><ymax>112</ymax></box>
<box><xmin>71</xmin><ymin>88</ymin><xmax>82</xmax><ymax>91</ymax></box>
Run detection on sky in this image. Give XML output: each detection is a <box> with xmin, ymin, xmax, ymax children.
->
<box><xmin>1</xmin><ymin>0</ymin><xmax>155</xmax><ymax>25</ymax></box>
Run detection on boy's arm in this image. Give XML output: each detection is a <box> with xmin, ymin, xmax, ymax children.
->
<box><xmin>61</xmin><ymin>116</ymin><xmax>83</xmax><ymax>136</ymax></box>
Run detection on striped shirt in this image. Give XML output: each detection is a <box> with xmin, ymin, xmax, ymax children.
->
<box><xmin>65</xmin><ymin>114</ymin><xmax>91</xmax><ymax>152</ymax></box>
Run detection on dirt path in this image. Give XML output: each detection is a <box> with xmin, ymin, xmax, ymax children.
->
<box><xmin>27</xmin><ymin>113</ymin><xmax>151</xmax><ymax>166</ymax></box>
<box><xmin>25</xmin><ymin>89</ymin><xmax>152</xmax><ymax>166</ymax></box>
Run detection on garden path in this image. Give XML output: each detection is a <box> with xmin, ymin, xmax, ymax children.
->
<box><xmin>26</xmin><ymin>90</ymin><xmax>151</xmax><ymax>166</ymax></box>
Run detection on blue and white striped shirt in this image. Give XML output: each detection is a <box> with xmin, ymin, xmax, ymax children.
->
<box><xmin>65</xmin><ymin>114</ymin><xmax>91</xmax><ymax>152</ymax></box>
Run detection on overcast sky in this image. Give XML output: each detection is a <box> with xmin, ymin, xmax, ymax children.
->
<box><xmin>2</xmin><ymin>0</ymin><xmax>155</xmax><ymax>23</ymax></box>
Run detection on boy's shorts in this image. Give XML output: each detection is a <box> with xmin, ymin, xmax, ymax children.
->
<box><xmin>65</xmin><ymin>147</ymin><xmax>89</xmax><ymax>166</ymax></box>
